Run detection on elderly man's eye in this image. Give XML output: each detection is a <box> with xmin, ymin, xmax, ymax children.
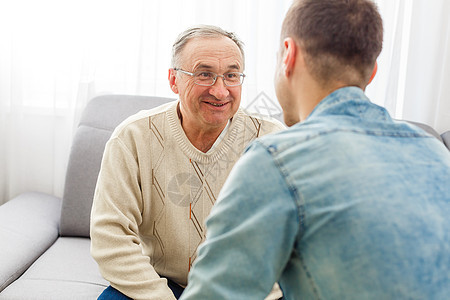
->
<box><xmin>197</xmin><ymin>72</ymin><xmax>214</xmax><ymax>78</ymax></box>
<box><xmin>225</xmin><ymin>73</ymin><xmax>239</xmax><ymax>79</ymax></box>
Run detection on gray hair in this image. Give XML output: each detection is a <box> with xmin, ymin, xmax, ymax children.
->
<box><xmin>171</xmin><ymin>25</ymin><xmax>245</xmax><ymax>69</ymax></box>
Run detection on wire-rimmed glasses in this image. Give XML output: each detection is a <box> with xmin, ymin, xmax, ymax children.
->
<box><xmin>174</xmin><ymin>68</ymin><xmax>245</xmax><ymax>87</ymax></box>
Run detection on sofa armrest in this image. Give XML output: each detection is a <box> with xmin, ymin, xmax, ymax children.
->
<box><xmin>0</xmin><ymin>192</ymin><xmax>61</xmax><ymax>292</ymax></box>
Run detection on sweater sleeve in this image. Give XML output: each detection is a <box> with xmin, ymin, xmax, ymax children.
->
<box><xmin>181</xmin><ymin>141</ymin><xmax>299</xmax><ymax>300</ymax></box>
<box><xmin>90</xmin><ymin>137</ymin><xmax>176</xmax><ymax>300</ymax></box>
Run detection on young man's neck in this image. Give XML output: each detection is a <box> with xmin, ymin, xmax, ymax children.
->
<box><xmin>297</xmin><ymin>78</ymin><xmax>349</xmax><ymax>121</ymax></box>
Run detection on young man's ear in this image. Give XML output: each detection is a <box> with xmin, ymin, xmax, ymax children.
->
<box><xmin>168</xmin><ymin>68</ymin><xmax>179</xmax><ymax>94</ymax></box>
<box><xmin>282</xmin><ymin>37</ymin><xmax>298</xmax><ymax>78</ymax></box>
<box><xmin>367</xmin><ymin>61</ymin><xmax>378</xmax><ymax>85</ymax></box>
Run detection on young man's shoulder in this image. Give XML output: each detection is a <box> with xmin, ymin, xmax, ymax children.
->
<box><xmin>252</xmin><ymin>118</ymin><xmax>332</xmax><ymax>157</ymax></box>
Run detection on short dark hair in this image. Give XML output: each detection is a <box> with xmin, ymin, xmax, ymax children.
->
<box><xmin>282</xmin><ymin>0</ymin><xmax>383</xmax><ymax>86</ymax></box>
<box><xmin>171</xmin><ymin>25</ymin><xmax>245</xmax><ymax>69</ymax></box>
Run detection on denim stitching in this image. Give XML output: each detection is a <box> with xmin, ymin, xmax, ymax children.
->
<box><xmin>298</xmin><ymin>249</ymin><xmax>322</xmax><ymax>300</ymax></box>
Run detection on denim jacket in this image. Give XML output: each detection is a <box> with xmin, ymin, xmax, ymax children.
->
<box><xmin>181</xmin><ymin>87</ymin><xmax>450</xmax><ymax>300</ymax></box>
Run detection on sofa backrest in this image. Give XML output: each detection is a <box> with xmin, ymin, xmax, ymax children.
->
<box><xmin>441</xmin><ymin>131</ymin><xmax>450</xmax><ymax>150</ymax></box>
<box><xmin>404</xmin><ymin>120</ymin><xmax>443</xmax><ymax>142</ymax></box>
<box><xmin>405</xmin><ymin>120</ymin><xmax>450</xmax><ymax>150</ymax></box>
<box><xmin>59</xmin><ymin>95</ymin><xmax>174</xmax><ymax>237</ymax></box>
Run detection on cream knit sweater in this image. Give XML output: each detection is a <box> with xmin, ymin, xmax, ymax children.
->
<box><xmin>90</xmin><ymin>100</ymin><xmax>285</xmax><ymax>300</ymax></box>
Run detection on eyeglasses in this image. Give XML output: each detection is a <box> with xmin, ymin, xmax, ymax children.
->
<box><xmin>174</xmin><ymin>68</ymin><xmax>246</xmax><ymax>87</ymax></box>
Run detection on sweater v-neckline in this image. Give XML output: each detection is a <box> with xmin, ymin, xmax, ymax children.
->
<box><xmin>166</xmin><ymin>101</ymin><xmax>243</xmax><ymax>164</ymax></box>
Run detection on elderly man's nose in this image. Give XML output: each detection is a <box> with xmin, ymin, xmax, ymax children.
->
<box><xmin>209</xmin><ymin>77</ymin><xmax>230</xmax><ymax>99</ymax></box>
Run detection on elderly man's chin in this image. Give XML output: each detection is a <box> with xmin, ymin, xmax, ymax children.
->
<box><xmin>200</xmin><ymin>100</ymin><xmax>238</xmax><ymax>124</ymax></box>
<box><xmin>201</xmin><ymin>109</ymin><xmax>235</xmax><ymax>127</ymax></box>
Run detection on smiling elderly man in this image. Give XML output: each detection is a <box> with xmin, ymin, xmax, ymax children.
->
<box><xmin>90</xmin><ymin>25</ymin><xmax>285</xmax><ymax>300</ymax></box>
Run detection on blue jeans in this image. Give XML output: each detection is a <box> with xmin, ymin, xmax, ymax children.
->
<box><xmin>98</xmin><ymin>277</ymin><xmax>184</xmax><ymax>299</ymax></box>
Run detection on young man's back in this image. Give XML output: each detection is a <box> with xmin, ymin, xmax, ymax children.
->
<box><xmin>253</xmin><ymin>87</ymin><xmax>450</xmax><ymax>299</ymax></box>
<box><xmin>181</xmin><ymin>87</ymin><xmax>450</xmax><ymax>300</ymax></box>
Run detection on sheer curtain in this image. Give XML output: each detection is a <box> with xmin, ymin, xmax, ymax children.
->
<box><xmin>0</xmin><ymin>0</ymin><xmax>292</xmax><ymax>204</ymax></box>
<box><xmin>367</xmin><ymin>0</ymin><xmax>450</xmax><ymax>134</ymax></box>
<box><xmin>1</xmin><ymin>0</ymin><xmax>449</xmax><ymax>205</ymax></box>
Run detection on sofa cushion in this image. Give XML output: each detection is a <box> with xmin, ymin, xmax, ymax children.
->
<box><xmin>59</xmin><ymin>95</ymin><xmax>174</xmax><ymax>237</ymax></box>
<box><xmin>0</xmin><ymin>237</ymin><xmax>108</xmax><ymax>300</ymax></box>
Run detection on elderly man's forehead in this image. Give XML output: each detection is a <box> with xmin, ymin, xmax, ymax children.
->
<box><xmin>184</xmin><ymin>36</ymin><xmax>241</xmax><ymax>52</ymax></box>
<box><xmin>181</xmin><ymin>37</ymin><xmax>244</xmax><ymax>66</ymax></box>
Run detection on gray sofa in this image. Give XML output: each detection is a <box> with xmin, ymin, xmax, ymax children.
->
<box><xmin>0</xmin><ymin>95</ymin><xmax>173</xmax><ymax>299</ymax></box>
<box><xmin>0</xmin><ymin>95</ymin><xmax>449</xmax><ymax>299</ymax></box>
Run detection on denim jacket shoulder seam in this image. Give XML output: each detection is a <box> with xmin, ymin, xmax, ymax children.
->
<box><xmin>292</xmin><ymin>127</ymin><xmax>434</xmax><ymax>142</ymax></box>
<box><xmin>258</xmin><ymin>141</ymin><xmax>305</xmax><ymax>233</ymax></box>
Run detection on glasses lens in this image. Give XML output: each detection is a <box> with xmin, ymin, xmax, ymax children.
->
<box><xmin>194</xmin><ymin>71</ymin><xmax>215</xmax><ymax>86</ymax></box>
<box><xmin>224</xmin><ymin>72</ymin><xmax>243</xmax><ymax>86</ymax></box>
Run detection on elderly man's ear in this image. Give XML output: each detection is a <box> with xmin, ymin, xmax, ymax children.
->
<box><xmin>168</xmin><ymin>69</ymin><xmax>179</xmax><ymax>94</ymax></box>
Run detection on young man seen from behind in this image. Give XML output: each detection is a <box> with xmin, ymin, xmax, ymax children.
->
<box><xmin>180</xmin><ymin>1</ymin><xmax>450</xmax><ymax>299</ymax></box>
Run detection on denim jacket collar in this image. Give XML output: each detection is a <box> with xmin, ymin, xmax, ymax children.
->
<box><xmin>307</xmin><ymin>86</ymin><xmax>391</xmax><ymax>122</ymax></box>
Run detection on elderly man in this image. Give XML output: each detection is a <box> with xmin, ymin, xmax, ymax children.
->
<box><xmin>181</xmin><ymin>1</ymin><xmax>450</xmax><ymax>299</ymax></box>
<box><xmin>90</xmin><ymin>25</ymin><xmax>284</xmax><ymax>299</ymax></box>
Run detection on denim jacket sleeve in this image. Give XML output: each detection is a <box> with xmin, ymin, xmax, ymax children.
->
<box><xmin>181</xmin><ymin>141</ymin><xmax>299</xmax><ymax>300</ymax></box>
